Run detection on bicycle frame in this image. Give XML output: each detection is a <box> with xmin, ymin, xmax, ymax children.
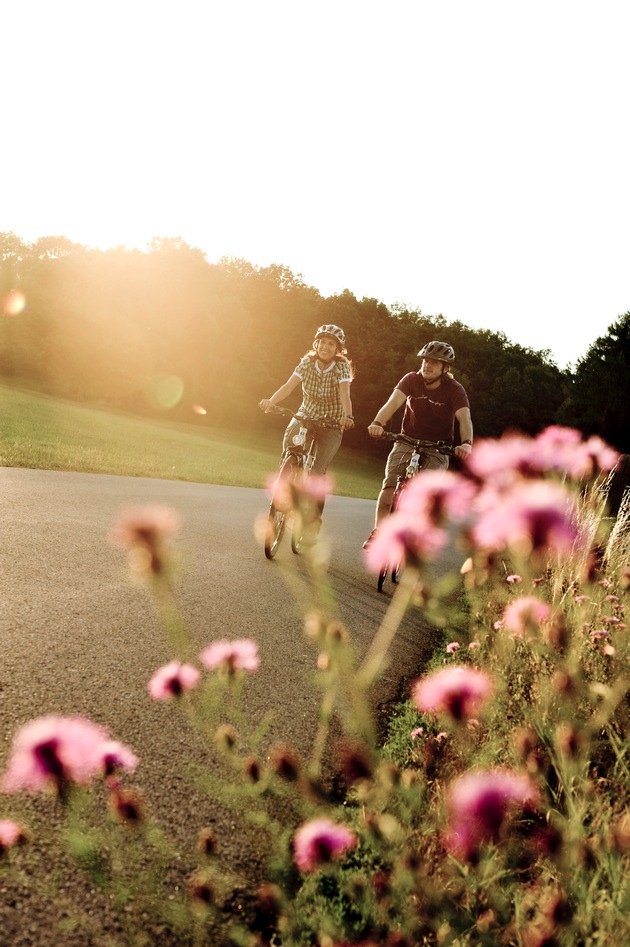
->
<box><xmin>376</xmin><ymin>432</ymin><xmax>455</xmax><ymax>591</ymax></box>
<box><xmin>263</xmin><ymin>406</ymin><xmax>338</xmax><ymax>559</ymax></box>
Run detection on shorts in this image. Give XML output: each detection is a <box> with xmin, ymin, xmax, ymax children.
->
<box><xmin>381</xmin><ymin>439</ymin><xmax>449</xmax><ymax>490</ymax></box>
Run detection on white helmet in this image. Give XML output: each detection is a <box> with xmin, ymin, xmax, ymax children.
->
<box><xmin>314</xmin><ymin>324</ymin><xmax>346</xmax><ymax>347</ymax></box>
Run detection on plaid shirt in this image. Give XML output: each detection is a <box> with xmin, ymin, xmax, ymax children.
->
<box><xmin>293</xmin><ymin>357</ymin><xmax>351</xmax><ymax>422</ymax></box>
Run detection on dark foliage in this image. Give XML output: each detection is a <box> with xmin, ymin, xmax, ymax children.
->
<box><xmin>2</xmin><ymin>231</ymin><xmax>626</xmax><ymax>455</ymax></box>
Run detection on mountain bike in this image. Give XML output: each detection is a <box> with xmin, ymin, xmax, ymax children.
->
<box><xmin>376</xmin><ymin>432</ymin><xmax>455</xmax><ymax>592</ymax></box>
<box><xmin>263</xmin><ymin>406</ymin><xmax>339</xmax><ymax>560</ymax></box>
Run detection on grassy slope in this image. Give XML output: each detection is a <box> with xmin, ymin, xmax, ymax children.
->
<box><xmin>0</xmin><ymin>385</ymin><xmax>382</xmax><ymax>499</ymax></box>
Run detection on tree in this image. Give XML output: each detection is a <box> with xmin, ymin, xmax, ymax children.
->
<box><xmin>558</xmin><ymin>312</ymin><xmax>630</xmax><ymax>452</ymax></box>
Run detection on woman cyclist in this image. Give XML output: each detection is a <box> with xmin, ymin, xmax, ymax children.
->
<box><xmin>259</xmin><ymin>324</ymin><xmax>354</xmax><ymax>531</ymax></box>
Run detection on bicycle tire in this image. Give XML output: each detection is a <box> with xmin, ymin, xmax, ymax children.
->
<box><xmin>264</xmin><ymin>455</ymin><xmax>300</xmax><ymax>559</ymax></box>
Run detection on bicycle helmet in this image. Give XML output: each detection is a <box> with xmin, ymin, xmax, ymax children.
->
<box><xmin>417</xmin><ymin>340</ymin><xmax>455</xmax><ymax>364</ymax></box>
<box><xmin>314</xmin><ymin>324</ymin><xmax>346</xmax><ymax>347</ymax></box>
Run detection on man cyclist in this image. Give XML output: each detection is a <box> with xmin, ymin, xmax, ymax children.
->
<box><xmin>363</xmin><ymin>340</ymin><xmax>473</xmax><ymax>548</ymax></box>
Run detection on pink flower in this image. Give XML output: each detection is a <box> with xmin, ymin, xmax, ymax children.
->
<box><xmin>444</xmin><ymin>768</ymin><xmax>539</xmax><ymax>860</ymax></box>
<box><xmin>472</xmin><ymin>481</ymin><xmax>579</xmax><ymax>557</ymax></box>
<box><xmin>0</xmin><ymin>819</ymin><xmax>26</xmax><ymax>851</ymax></box>
<box><xmin>148</xmin><ymin>661</ymin><xmax>201</xmax><ymax>700</ymax></box>
<box><xmin>446</xmin><ymin>642</ymin><xmax>460</xmax><ymax>654</ymax></box>
<box><xmin>2</xmin><ymin>716</ymin><xmax>133</xmax><ymax>794</ymax></box>
<box><xmin>200</xmin><ymin>638</ymin><xmax>260</xmax><ymax>674</ymax></box>
<box><xmin>293</xmin><ymin>817</ymin><xmax>357</xmax><ymax>873</ymax></box>
<box><xmin>468</xmin><ymin>641</ymin><xmax>480</xmax><ymax>650</ymax></box>
<box><xmin>396</xmin><ymin>469</ymin><xmax>477</xmax><ymax>525</ymax></box>
<box><xmin>506</xmin><ymin>574</ymin><xmax>522</xmax><ymax>584</ymax></box>
<box><xmin>590</xmin><ymin>628</ymin><xmax>609</xmax><ymax>641</ymax></box>
<box><xmin>412</xmin><ymin>666</ymin><xmax>494</xmax><ymax>721</ymax></box>
<box><xmin>110</xmin><ymin>506</ymin><xmax>181</xmax><ymax>576</ymax></box>
<box><xmin>533</xmin><ymin>428</ymin><xmax>617</xmax><ymax>479</ymax></box>
<box><xmin>363</xmin><ymin>509</ymin><xmax>447</xmax><ymax>572</ymax></box>
<box><xmin>99</xmin><ymin>740</ymin><xmax>139</xmax><ymax>778</ymax></box>
<box><xmin>411</xmin><ymin>727</ymin><xmax>424</xmax><ymax>739</ymax></box>
<box><xmin>501</xmin><ymin>596</ymin><xmax>551</xmax><ymax>637</ymax></box>
<box><xmin>466</xmin><ymin>433</ymin><xmax>538</xmax><ymax>485</ymax></box>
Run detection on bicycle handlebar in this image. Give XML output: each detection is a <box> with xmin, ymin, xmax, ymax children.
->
<box><xmin>379</xmin><ymin>431</ymin><xmax>455</xmax><ymax>455</ymax></box>
<box><xmin>265</xmin><ymin>405</ymin><xmax>341</xmax><ymax>429</ymax></box>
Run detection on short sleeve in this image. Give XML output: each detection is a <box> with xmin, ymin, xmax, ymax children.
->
<box><xmin>336</xmin><ymin>362</ymin><xmax>352</xmax><ymax>383</ymax></box>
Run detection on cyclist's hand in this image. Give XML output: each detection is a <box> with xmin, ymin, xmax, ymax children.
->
<box><xmin>340</xmin><ymin>416</ymin><xmax>354</xmax><ymax>432</ymax></box>
<box><xmin>454</xmin><ymin>443</ymin><xmax>472</xmax><ymax>460</ymax></box>
<box><xmin>368</xmin><ymin>423</ymin><xmax>384</xmax><ymax>438</ymax></box>
<box><xmin>259</xmin><ymin>399</ymin><xmax>274</xmax><ymax>413</ymax></box>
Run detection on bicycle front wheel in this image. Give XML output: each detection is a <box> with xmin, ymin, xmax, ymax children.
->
<box><xmin>265</xmin><ymin>455</ymin><xmax>299</xmax><ymax>560</ymax></box>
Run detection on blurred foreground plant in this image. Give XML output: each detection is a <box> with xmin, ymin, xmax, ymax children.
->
<box><xmin>1</xmin><ymin>426</ymin><xmax>629</xmax><ymax>946</ymax></box>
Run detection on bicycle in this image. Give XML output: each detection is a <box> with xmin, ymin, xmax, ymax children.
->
<box><xmin>375</xmin><ymin>432</ymin><xmax>455</xmax><ymax>592</ymax></box>
<box><xmin>263</xmin><ymin>406</ymin><xmax>340</xmax><ymax>560</ymax></box>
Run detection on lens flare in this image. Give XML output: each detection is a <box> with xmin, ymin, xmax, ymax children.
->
<box><xmin>192</xmin><ymin>405</ymin><xmax>207</xmax><ymax>415</ymax></box>
<box><xmin>2</xmin><ymin>290</ymin><xmax>26</xmax><ymax>317</ymax></box>
<box><xmin>146</xmin><ymin>375</ymin><xmax>184</xmax><ymax>410</ymax></box>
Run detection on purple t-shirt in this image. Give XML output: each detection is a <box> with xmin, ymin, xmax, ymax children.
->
<box><xmin>396</xmin><ymin>372</ymin><xmax>470</xmax><ymax>441</ymax></box>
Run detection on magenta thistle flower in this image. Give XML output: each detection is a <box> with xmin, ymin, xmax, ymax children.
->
<box><xmin>0</xmin><ymin>819</ymin><xmax>26</xmax><ymax>851</ymax></box>
<box><xmin>99</xmin><ymin>740</ymin><xmax>139</xmax><ymax>778</ymax></box>
<box><xmin>109</xmin><ymin>505</ymin><xmax>181</xmax><ymax>576</ymax></box>
<box><xmin>293</xmin><ymin>817</ymin><xmax>357</xmax><ymax>873</ymax></box>
<box><xmin>472</xmin><ymin>480</ymin><xmax>579</xmax><ymax>557</ymax></box>
<box><xmin>466</xmin><ymin>433</ymin><xmax>538</xmax><ymax>485</ymax></box>
<box><xmin>444</xmin><ymin>768</ymin><xmax>539</xmax><ymax>860</ymax></box>
<box><xmin>2</xmin><ymin>716</ymin><xmax>126</xmax><ymax>794</ymax></box>
<box><xmin>363</xmin><ymin>509</ymin><xmax>447</xmax><ymax>572</ymax></box>
<box><xmin>412</xmin><ymin>666</ymin><xmax>494</xmax><ymax>721</ymax></box>
<box><xmin>148</xmin><ymin>661</ymin><xmax>201</xmax><ymax>700</ymax></box>
<box><xmin>501</xmin><ymin>596</ymin><xmax>551</xmax><ymax>637</ymax></box>
<box><xmin>396</xmin><ymin>469</ymin><xmax>477</xmax><ymax>525</ymax></box>
<box><xmin>446</xmin><ymin>641</ymin><xmax>460</xmax><ymax>654</ymax></box>
<box><xmin>200</xmin><ymin>638</ymin><xmax>260</xmax><ymax>674</ymax></box>
<box><xmin>506</xmin><ymin>574</ymin><xmax>522</xmax><ymax>584</ymax></box>
<box><xmin>534</xmin><ymin>426</ymin><xmax>618</xmax><ymax>478</ymax></box>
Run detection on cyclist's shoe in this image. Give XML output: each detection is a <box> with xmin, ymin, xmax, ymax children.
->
<box><xmin>362</xmin><ymin>528</ymin><xmax>378</xmax><ymax>549</ymax></box>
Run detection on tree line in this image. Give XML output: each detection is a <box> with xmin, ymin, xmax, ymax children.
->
<box><xmin>1</xmin><ymin>232</ymin><xmax>629</xmax><ymax>455</ymax></box>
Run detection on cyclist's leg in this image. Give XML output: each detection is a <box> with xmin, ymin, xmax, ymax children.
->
<box><xmin>377</xmin><ymin>443</ymin><xmax>413</xmax><ymax>523</ymax></box>
<box><xmin>421</xmin><ymin>450</ymin><xmax>449</xmax><ymax>471</ymax></box>
<box><xmin>303</xmin><ymin>427</ymin><xmax>342</xmax><ymax>539</ymax></box>
<box><xmin>364</xmin><ymin>442</ymin><xmax>411</xmax><ymax>547</ymax></box>
<box><xmin>311</xmin><ymin>427</ymin><xmax>342</xmax><ymax>476</ymax></box>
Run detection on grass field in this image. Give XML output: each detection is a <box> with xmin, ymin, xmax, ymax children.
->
<box><xmin>0</xmin><ymin>384</ymin><xmax>383</xmax><ymax>499</ymax></box>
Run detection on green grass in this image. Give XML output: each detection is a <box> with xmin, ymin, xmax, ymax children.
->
<box><xmin>0</xmin><ymin>384</ymin><xmax>382</xmax><ymax>499</ymax></box>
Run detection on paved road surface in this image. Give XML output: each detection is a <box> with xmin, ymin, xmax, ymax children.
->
<box><xmin>0</xmin><ymin>467</ymin><xmax>451</xmax><ymax>944</ymax></box>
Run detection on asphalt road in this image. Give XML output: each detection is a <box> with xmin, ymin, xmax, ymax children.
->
<box><xmin>0</xmin><ymin>467</ymin><xmax>450</xmax><ymax>945</ymax></box>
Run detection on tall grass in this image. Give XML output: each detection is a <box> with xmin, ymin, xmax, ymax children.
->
<box><xmin>0</xmin><ymin>384</ymin><xmax>382</xmax><ymax>499</ymax></box>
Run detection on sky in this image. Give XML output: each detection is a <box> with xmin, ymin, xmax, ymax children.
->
<box><xmin>3</xmin><ymin>0</ymin><xmax>629</xmax><ymax>369</ymax></box>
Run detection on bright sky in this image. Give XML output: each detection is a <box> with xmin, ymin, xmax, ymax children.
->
<box><xmin>3</xmin><ymin>1</ymin><xmax>629</xmax><ymax>369</ymax></box>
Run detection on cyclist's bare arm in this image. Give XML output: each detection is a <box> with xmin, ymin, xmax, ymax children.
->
<box><xmin>367</xmin><ymin>389</ymin><xmax>406</xmax><ymax>437</ymax></box>
<box><xmin>259</xmin><ymin>373</ymin><xmax>301</xmax><ymax>412</ymax></box>
<box><xmin>454</xmin><ymin>406</ymin><xmax>473</xmax><ymax>460</ymax></box>
<box><xmin>339</xmin><ymin>379</ymin><xmax>354</xmax><ymax>431</ymax></box>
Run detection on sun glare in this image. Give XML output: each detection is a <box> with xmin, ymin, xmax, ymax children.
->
<box><xmin>2</xmin><ymin>290</ymin><xmax>27</xmax><ymax>317</ymax></box>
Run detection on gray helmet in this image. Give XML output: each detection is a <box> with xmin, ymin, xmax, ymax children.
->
<box><xmin>315</xmin><ymin>324</ymin><xmax>346</xmax><ymax>347</ymax></box>
<box><xmin>417</xmin><ymin>340</ymin><xmax>455</xmax><ymax>364</ymax></box>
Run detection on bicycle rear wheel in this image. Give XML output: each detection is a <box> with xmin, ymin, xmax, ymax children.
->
<box><xmin>264</xmin><ymin>455</ymin><xmax>299</xmax><ymax>560</ymax></box>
